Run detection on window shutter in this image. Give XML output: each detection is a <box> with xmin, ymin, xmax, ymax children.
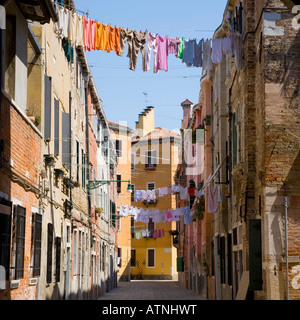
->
<box><xmin>55</xmin><ymin>237</ymin><xmax>61</xmax><ymax>282</ymax></box>
<box><xmin>131</xmin><ymin>249</ymin><xmax>136</xmax><ymax>267</ymax></box>
<box><xmin>15</xmin><ymin>206</ymin><xmax>26</xmax><ymax>280</ymax></box>
<box><xmin>249</xmin><ymin>219</ymin><xmax>263</xmax><ymax>291</ymax></box>
<box><xmin>46</xmin><ymin>223</ymin><xmax>53</xmax><ymax>284</ymax></box>
<box><xmin>62</xmin><ymin>112</ymin><xmax>71</xmax><ymax>169</ymax></box>
<box><xmin>177</xmin><ymin>257</ymin><xmax>184</xmax><ymax>272</ymax></box>
<box><xmin>33</xmin><ymin>213</ymin><xmax>42</xmax><ymax>277</ymax></box>
<box><xmin>44</xmin><ymin>75</ymin><xmax>52</xmax><ymax>140</ymax></box>
<box><xmin>227</xmin><ymin>234</ymin><xmax>232</xmax><ymax>286</ymax></box>
<box><xmin>148</xmin><ymin>249</ymin><xmax>155</xmax><ymax>267</ymax></box>
<box><xmin>54</xmin><ymin>98</ymin><xmax>60</xmax><ymax>156</ymax></box>
<box><xmin>0</xmin><ymin>201</ymin><xmax>12</xmax><ymax>280</ymax></box>
<box><xmin>232</xmin><ymin>113</ymin><xmax>237</xmax><ymax>166</ymax></box>
<box><xmin>220</xmin><ymin>236</ymin><xmax>226</xmax><ymax>284</ymax></box>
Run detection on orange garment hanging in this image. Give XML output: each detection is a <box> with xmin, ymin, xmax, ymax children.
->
<box><xmin>108</xmin><ymin>26</ymin><xmax>121</xmax><ymax>55</ymax></box>
<box><xmin>95</xmin><ymin>22</ymin><xmax>110</xmax><ymax>52</ymax></box>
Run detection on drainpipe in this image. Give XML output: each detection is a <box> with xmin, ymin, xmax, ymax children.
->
<box><xmin>284</xmin><ymin>193</ymin><xmax>289</xmax><ymax>300</ymax></box>
<box><xmin>84</xmin><ymin>75</ymin><xmax>92</xmax><ymax>299</ymax></box>
<box><xmin>0</xmin><ymin>6</ymin><xmax>6</xmax><ymax>131</ymax></box>
<box><xmin>69</xmin><ymin>91</ymin><xmax>73</xmax><ymax>207</ymax></box>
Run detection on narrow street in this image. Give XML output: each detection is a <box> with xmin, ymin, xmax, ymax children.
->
<box><xmin>98</xmin><ymin>281</ymin><xmax>205</xmax><ymax>300</ymax></box>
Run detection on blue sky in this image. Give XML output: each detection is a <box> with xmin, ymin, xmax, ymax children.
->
<box><xmin>75</xmin><ymin>0</ymin><xmax>228</xmax><ymax>131</ymax></box>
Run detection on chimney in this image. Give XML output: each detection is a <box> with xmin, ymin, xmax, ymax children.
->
<box><xmin>135</xmin><ymin>106</ymin><xmax>155</xmax><ymax>136</ymax></box>
<box><xmin>181</xmin><ymin>99</ymin><xmax>193</xmax><ymax>129</ymax></box>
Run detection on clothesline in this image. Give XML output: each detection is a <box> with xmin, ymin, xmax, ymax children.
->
<box><xmin>134</xmin><ymin>184</ymin><xmax>205</xmax><ymax>204</ymax></box>
<box><xmin>119</xmin><ymin>204</ymin><xmax>193</xmax><ymax>225</ymax></box>
<box><xmin>53</xmin><ymin>3</ymin><xmax>243</xmax><ymax>73</ymax></box>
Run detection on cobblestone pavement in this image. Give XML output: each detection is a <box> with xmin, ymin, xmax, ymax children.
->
<box><xmin>98</xmin><ymin>280</ymin><xmax>205</xmax><ymax>300</ymax></box>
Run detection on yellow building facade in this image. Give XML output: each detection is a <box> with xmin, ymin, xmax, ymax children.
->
<box><xmin>108</xmin><ymin>121</ymin><xmax>132</xmax><ymax>282</ymax></box>
<box><xmin>130</xmin><ymin>107</ymin><xmax>180</xmax><ymax>280</ymax></box>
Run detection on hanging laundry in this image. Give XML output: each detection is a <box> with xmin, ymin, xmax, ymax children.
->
<box><xmin>129</xmin><ymin>30</ymin><xmax>147</xmax><ymax>71</ymax></box>
<box><xmin>222</xmin><ymin>34</ymin><xmax>233</xmax><ymax>55</ymax></box>
<box><xmin>83</xmin><ymin>18</ymin><xmax>96</xmax><ymax>51</ymax></box>
<box><xmin>202</xmin><ymin>39</ymin><xmax>212</xmax><ymax>72</ymax></box>
<box><xmin>188</xmin><ymin>187</ymin><xmax>195</xmax><ymax>196</ymax></box>
<box><xmin>146</xmin><ymin>32</ymin><xmax>158</xmax><ymax>73</ymax></box>
<box><xmin>95</xmin><ymin>23</ymin><xmax>110</xmax><ymax>52</ymax></box>
<box><xmin>147</xmin><ymin>189</ymin><xmax>156</xmax><ymax>202</ymax></box>
<box><xmin>208</xmin><ymin>186</ymin><xmax>218</xmax><ymax>213</ymax></box>
<box><xmin>177</xmin><ymin>38</ymin><xmax>184</xmax><ymax>59</ymax></box>
<box><xmin>158</xmin><ymin>229</ymin><xmax>162</xmax><ymax>238</ymax></box>
<box><xmin>132</xmin><ymin>207</ymin><xmax>140</xmax><ymax>220</ymax></box>
<box><xmin>194</xmin><ymin>39</ymin><xmax>203</xmax><ymax>68</ymax></box>
<box><xmin>152</xmin><ymin>209</ymin><xmax>162</xmax><ymax>223</ymax></box>
<box><xmin>180</xmin><ymin>187</ymin><xmax>188</xmax><ymax>200</ymax></box>
<box><xmin>195</xmin><ymin>189</ymin><xmax>205</xmax><ymax>198</ymax></box>
<box><xmin>161</xmin><ymin>229</ymin><xmax>165</xmax><ymax>237</ymax></box>
<box><xmin>182</xmin><ymin>39</ymin><xmax>196</xmax><ymax>67</ymax></box>
<box><xmin>172</xmin><ymin>184</ymin><xmax>181</xmax><ymax>194</ymax></box>
<box><xmin>54</xmin><ymin>5</ymin><xmax>69</xmax><ymax>39</ymax></box>
<box><xmin>233</xmin><ymin>33</ymin><xmax>243</xmax><ymax>70</ymax></box>
<box><xmin>119</xmin><ymin>28</ymin><xmax>133</xmax><ymax>57</ymax></box>
<box><xmin>158</xmin><ymin>187</ymin><xmax>169</xmax><ymax>197</ymax></box>
<box><xmin>68</xmin><ymin>11</ymin><xmax>77</xmax><ymax>46</ymax></box>
<box><xmin>168</xmin><ymin>37</ymin><xmax>180</xmax><ymax>56</ymax></box>
<box><xmin>153</xmin><ymin>229</ymin><xmax>158</xmax><ymax>239</ymax></box>
<box><xmin>157</xmin><ymin>36</ymin><xmax>169</xmax><ymax>72</ymax></box>
<box><xmin>76</xmin><ymin>14</ymin><xmax>84</xmax><ymax>47</ymax></box>
<box><xmin>135</xmin><ymin>231</ymin><xmax>142</xmax><ymax>240</ymax></box>
<box><xmin>109</xmin><ymin>26</ymin><xmax>121</xmax><ymax>55</ymax></box>
<box><xmin>211</xmin><ymin>38</ymin><xmax>223</xmax><ymax>64</ymax></box>
<box><xmin>183</xmin><ymin>207</ymin><xmax>191</xmax><ymax>225</ymax></box>
<box><xmin>171</xmin><ymin>209</ymin><xmax>181</xmax><ymax>221</ymax></box>
<box><xmin>135</xmin><ymin>190</ymin><xmax>143</xmax><ymax>201</ymax></box>
<box><xmin>165</xmin><ymin>209</ymin><xmax>173</xmax><ymax>222</ymax></box>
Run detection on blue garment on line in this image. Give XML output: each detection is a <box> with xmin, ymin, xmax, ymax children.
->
<box><xmin>182</xmin><ymin>39</ymin><xmax>196</xmax><ymax>67</ymax></box>
<box><xmin>183</xmin><ymin>207</ymin><xmax>191</xmax><ymax>225</ymax></box>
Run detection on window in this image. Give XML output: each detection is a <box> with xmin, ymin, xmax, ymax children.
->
<box><xmin>232</xmin><ymin>113</ymin><xmax>237</xmax><ymax>166</ymax></box>
<box><xmin>5</xmin><ymin>15</ymin><xmax>16</xmax><ymax>100</ymax></box>
<box><xmin>46</xmin><ymin>223</ymin><xmax>53</xmax><ymax>284</ymax></box>
<box><xmin>32</xmin><ymin>212</ymin><xmax>42</xmax><ymax>277</ymax></box>
<box><xmin>117</xmin><ymin>174</ymin><xmax>121</xmax><ymax>194</ymax></box>
<box><xmin>14</xmin><ymin>206</ymin><xmax>26</xmax><ymax>280</ymax></box>
<box><xmin>0</xmin><ymin>200</ymin><xmax>12</xmax><ymax>281</ymax></box>
<box><xmin>54</xmin><ymin>98</ymin><xmax>60</xmax><ymax>156</ymax></box>
<box><xmin>220</xmin><ymin>236</ymin><xmax>226</xmax><ymax>284</ymax></box>
<box><xmin>147</xmin><ymin>249</ymin><xmax>155</xmax><ymax>268</ymax></box>
<box><xmin>147</xmin><ymin>218</ymin><xmax>155</xmax><ymax>238</ymax></box>
<box><xmin>147</xmin><ymin>183</ymin><xmax>155</xmax><ymax>191</ymax></box>
<box><xmin>131</xmin><ymin>184</ymin><xmax>135</xmax><ymax>203</ymax></box>
<box><xmin>116</xmin><ymin>139</ymin><xmax>122</xmax><ymax>158</ymax></box>
<box><xmin>131</xmin><ymin>216</ymin><xmax>135</xmax><ymax>239</ymax></box>
<box><xmin>55</xmin><ymin>237</ymin><xmax>61</xmax><ymax>282</ymax></box>
<box><xmin>82</xmin><ymin>149</ymin><xmax>86</xmax><ymax>189</ymax></box>
<box><xmin>131</xmin><ymin>153</ymin><xmax>135</xmax><ymax>171</ymax></box>
<box><xmin>131</xmin><ymin>249</ymin><xmax>136</xmax><ymax>267</ymax></box>
<box><xmin>145</xmin><ymin>150</ymin><xmax>157</xmax><ymax>169</ymax></box>
<box><xmin>117</xmin><ymin>247</ymin><xmax>122</xmax><ymax>268</ymax></box>
<box><xmin>73</xmin><ymin>230</ymin><xmax>77</xmax><ymax>276</ymax></box>
<box><xmin>117</xmin><ymin>211</ymin><xmax>121</xmax><ymax>232</ymax></box>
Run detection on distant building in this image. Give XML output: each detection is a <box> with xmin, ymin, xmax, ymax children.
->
<box><xmin>130</xmin><ymin>107</ymin><xmax>180</xmax><ymax>280</ymax></box>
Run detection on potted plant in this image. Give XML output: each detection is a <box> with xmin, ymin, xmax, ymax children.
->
<box><xmin>35</xmin><ymin>115</ymin><xmax>41</xmax><ymax>126</ymax></box>
<box><xmin>95</xmin><ymin>207</ymin><xmax>104</xmax><ymax>214</ymax></box>
<box><xmin>203</xmin><ymin>115</ymin><xmax>211</xmax><ymax>126</ymax></box>
<box><xmin>194</xmin><ymin>197</ymin><xmax>205</xmax><ymax>220</ymax></box>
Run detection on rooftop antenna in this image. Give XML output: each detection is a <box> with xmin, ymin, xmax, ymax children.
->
<box><xmin>143</xmin><ymin>92</ymin><xmax>149</xmax><ymax>107</ymax></box>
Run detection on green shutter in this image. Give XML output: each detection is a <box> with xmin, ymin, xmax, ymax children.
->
<box><xmin>232</xmin><ymin>113</ymin><xmax>237</xmax><ymax>166</ymax></box>
<box><xmin>249</xmin><ymin>219</ymin><xmax>263</xmax><ymax>291</ymax></box>
<box><xmin>177</xmin><ymin>257</ymin><xmax>184</xmax><ymax>272</ymax></box>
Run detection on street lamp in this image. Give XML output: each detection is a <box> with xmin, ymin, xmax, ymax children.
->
<box><xmin>87</xmin><ymin>179</ymin><xmax>132</xmax><ymax>193</ymax></box>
